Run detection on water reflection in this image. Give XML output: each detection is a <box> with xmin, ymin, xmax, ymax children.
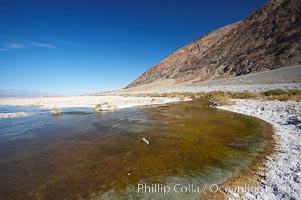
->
<box><xmin>0</xmin><ymin>100</ymin><xmax>271</xmax><ymax>199</ymax></box>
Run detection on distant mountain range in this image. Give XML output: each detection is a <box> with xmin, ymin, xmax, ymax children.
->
<box><xmin>0</xmin><ymin>89</ymin><xmax>59</xmax><ymax>97</ymax></box>
<box><xmin>127</xmin><ymin>0</ymin><xmax>301</xmax><ymax>88</ymax></box>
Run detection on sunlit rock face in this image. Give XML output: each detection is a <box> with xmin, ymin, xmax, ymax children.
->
<box><xmin>127</xmin><ymin>0</ymin><xmax>301</xmax><ymax>88</ymax></box>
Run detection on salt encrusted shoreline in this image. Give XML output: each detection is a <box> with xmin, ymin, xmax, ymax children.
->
<box><xmin>0</xmin><ymin>96</ymin><xmax>185</xmax><ymax>109</ymax></box>
<box><xmin>218</xmin><ymin>99</ymin><xmax>301</xmax><ymax>200</ymax></box>
<box><xmin>1</xmin><ymin>96</ymin><xmax>300</xmax><ymax>199</ymax></box>
<box><xmin>0</xmin><ymin>112</ymin><xmax>29</xmax><ymax>119</ymax></box>
<box><xmin>0</xmin><ymin>96</ymin><xmax>187</xmax><ymax>119</ymax></box>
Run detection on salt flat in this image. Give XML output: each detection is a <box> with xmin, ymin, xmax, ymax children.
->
<box><xmin>0</xmin><ymin>95</ymin><xmax>183</xmax><ymax>109</ymax></box>
<box><xmin>218</xmin><ymin>99</ymin><xmax>301</xmax><ymax>199</ymax></box>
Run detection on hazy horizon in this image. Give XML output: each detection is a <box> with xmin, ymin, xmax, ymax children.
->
<box><xmin>0</xmin><ymin>0</ymin><xmax>267</xmax><ymax>95</ymax></box>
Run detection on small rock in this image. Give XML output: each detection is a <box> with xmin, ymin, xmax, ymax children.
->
<box><xmin>293</xmin><ymin>175</ymin><xmax>300</xmax><ymax>183</ymax></box>
<box><xmin>51</xmin><ymin>108</ymin><xmax>61</xmax><ymax>116</ymax></box>
<box><xmin>142</xmin><ymin>137</ymin><xmax>150</xmax><ymax>145</ymax></box>
<box><xmin>94</xmin><ymin>102</ymin><xmax>117</xmax><ymax>112</ymax></box>
<box><xmin>259</xmin><ymin>179</ymin><xmax>266</xmax><ymax>186</ymax></box>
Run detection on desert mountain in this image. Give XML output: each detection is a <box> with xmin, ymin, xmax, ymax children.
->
<box><xmin>127</xmin><ymin>0</ymin><xmax>301</xmax><ymax>88</ymax></box>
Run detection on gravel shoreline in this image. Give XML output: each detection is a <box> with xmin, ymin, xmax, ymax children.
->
<box><xmin>218</xmin><ymin>99</ymin><xmax>301</xmax><ymax>199</ymax></box>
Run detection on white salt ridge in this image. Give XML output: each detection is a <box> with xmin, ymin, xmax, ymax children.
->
<box><xmin>0</xmin><ymin>112</ymin><xmax>29</xmax><ymax>119</ymax></box>
<box><xmin>218</xmin><ymin>99</ymin><xmax>301</xmax><ymax>200</ymax></box>
<box><xmin>0</xmin><ymin>95</ymin><xmax>188</xmax><ymax>109</ymax></box>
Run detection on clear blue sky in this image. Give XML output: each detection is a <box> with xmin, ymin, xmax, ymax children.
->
<box><xmin>0</xmin><ymin>0</ymin><xmax>267</xmax><ymax>95</ymax></box>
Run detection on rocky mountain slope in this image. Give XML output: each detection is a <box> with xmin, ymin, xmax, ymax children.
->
<box><xmin>127</xmin><ymin>0</ymin><xmax>301</xmax><ymax>88</ymax></box>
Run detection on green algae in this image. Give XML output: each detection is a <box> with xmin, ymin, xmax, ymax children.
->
<box><xmin>0</xmin><ymin>99</ymin><xmax>272</xmax><ymax>199</ymax></box>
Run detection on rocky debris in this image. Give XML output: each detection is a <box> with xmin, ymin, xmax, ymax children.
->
<box><xmin>0</xmin><ymin>112</ymin><xmax>29</xmax><ymax>119</ymax></box>
<box><xmin>209</xmin><ymin>99</ymin><xmax>218</xmax><ymax>108</ymax></box>
<box><xmin>218</xmin><ymin>99</ymin><xmax>301</xmax><ymax>199</ymax></box>
<box><xmin>127</xmin><ymin>0</ymin><xmax>301</xmax><ymax>88</ymax></box>
<box><xmin>94</xmin><ymin>102</ymin><xmax>117</xmax><ymax>112</ymax></box>
<box><xmin>50</xmin><ymin>108</ymin><xmax>61</xmax><ymax>116</ymax></box>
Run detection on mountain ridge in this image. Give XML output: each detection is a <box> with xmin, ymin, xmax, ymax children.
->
<box><xmin>127</xmin><ymin>0</ymin><xmax>301</xmax><ymax>89</ymax></box>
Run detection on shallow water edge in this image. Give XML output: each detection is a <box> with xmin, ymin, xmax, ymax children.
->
<box><xmin>0</xmin><ymin>99</ymin><xmax>274</xmax><ymax>199</ymax></box>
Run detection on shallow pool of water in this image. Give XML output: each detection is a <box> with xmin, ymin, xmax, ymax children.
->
<box><xmin>0</xmin><ymin>100</ymin><xmax>271</xmax><ymax>199</ymax></box>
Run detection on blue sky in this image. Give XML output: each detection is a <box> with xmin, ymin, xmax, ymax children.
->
<box><xmin>0</xmin><ymin>0</ymin><xmax>267</xmax><ymax>95</ymax></box>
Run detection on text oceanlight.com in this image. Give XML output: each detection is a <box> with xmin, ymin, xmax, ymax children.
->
<box><xmin>126</xmin><ymin>183</ymin><xmax>294</xmax><ymax>195</ymax></box>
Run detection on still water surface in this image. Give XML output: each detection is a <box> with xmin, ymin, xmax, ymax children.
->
<box><xmin>0</xmin><ymin>100</ymin><xmax>271</xmax><ymax>199</ymax></box>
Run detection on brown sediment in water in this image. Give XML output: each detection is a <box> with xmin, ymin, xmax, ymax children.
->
<box><xmin>204</xmin><ymin>112</ymin><xmax>276</xmax><ymax>200</ymax></box>
<box><xmin>0</xmin><ymin>100</ymin><xmax>274</xmax><ymax>199</ymax></box>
